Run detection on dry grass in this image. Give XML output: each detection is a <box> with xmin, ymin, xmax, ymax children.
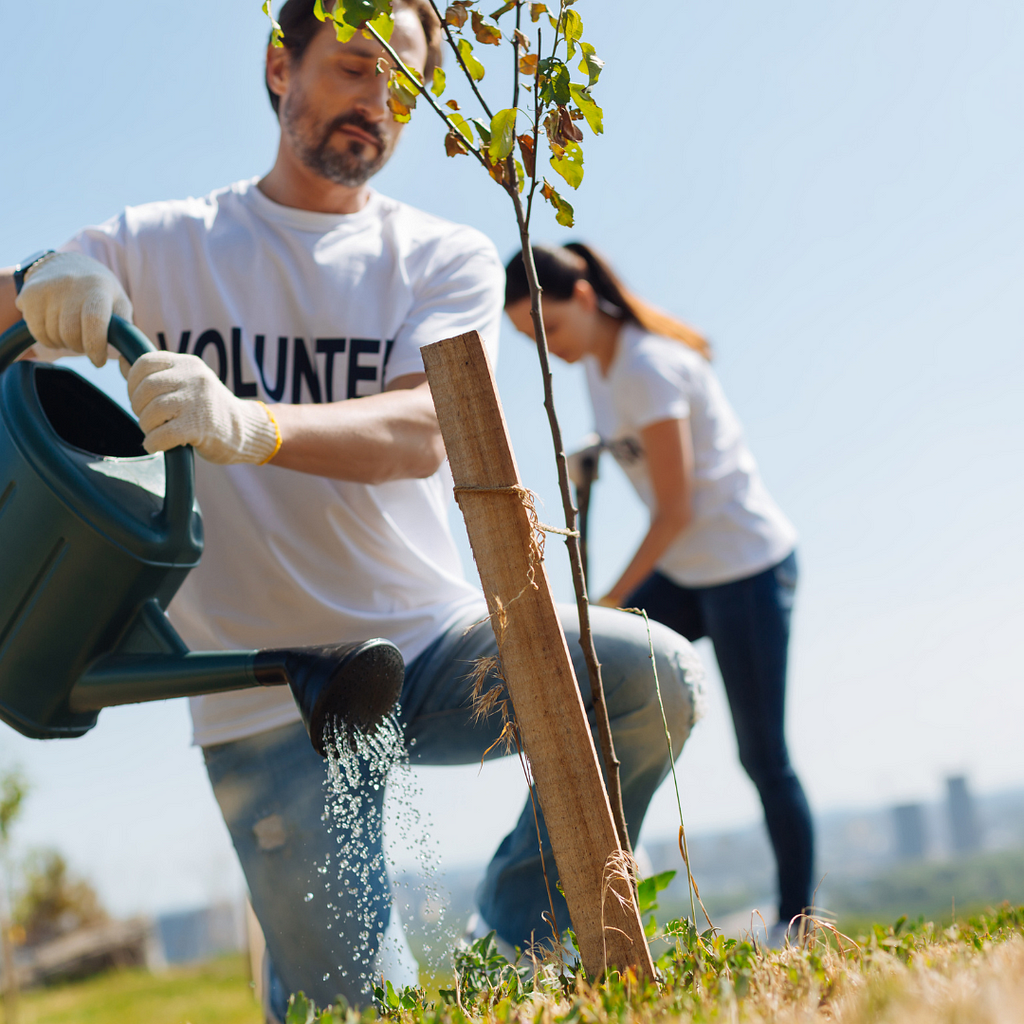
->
<box><xmin>359</xmin><ymin>906</ymin><xmax>1024</xmax><ymax>1024</ymax></box>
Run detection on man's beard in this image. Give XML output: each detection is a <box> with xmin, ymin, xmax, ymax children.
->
<box><xmin>282</xmin><ymin>90</ymin><xmax>393</xmax><ymax>187</ymax></box>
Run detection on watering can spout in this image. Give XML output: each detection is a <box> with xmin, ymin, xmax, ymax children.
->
<box><xmin>254</xmin><ymin>640</ymin><xmax>406</xmax><ymax>756</ymax></box>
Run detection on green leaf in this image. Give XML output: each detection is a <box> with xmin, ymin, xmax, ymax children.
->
<box><xmin>644</xmin><ymin>913</ymin><xmax>658</xmax><ymax>939</ymax></box>
<box><xmin>313</xmin><ymin>0</ymin><xmax>327</xmax><ymax>22</ymax></box>
<box><xmin>332</xmin><ymin>19</ymin><xmax>358</xmax><ymax>42</ymax></box>
<box><xmin>569</xmin><ymin>82</ymin><xmax>603</xmax><ymax>134</ymax></box>
<box><xmin>488</xmin><ymin>107</ymin><xmax>517</xmax><ymax>162</ymax></box>
<box><xmin>447</xmin><ymin>112</ymin><xmax>474</xmax><ymax>143</ymax></box>
<box><xmin>652</xmin><ymin>868</ymin><xmax>677</xmax><ymax>891</ymax></box>
<box><xmin>637</xmin><ymin>870</ymin><xmax>677</xmax><ymax>915</ymax></box>
<box><xmin>577</xmin><ymin>40</ymin><xmax>604</xmax><ymax>86</ymax></box>
<box><xmin>560</xmin><ymin>8</ymin><xmax>582</xmax><ymax>60</ymax></box>
<box><xmin>367</xmin><ymin>9</ymin><xmax>394</xmax><ymax>40</ymax></box>
<box><xmin>514</xmin><ymin>158</ymin><xmax>526</xmax><ymax>192</ymax></box>
<box><xmin>385</xmin><ymin>980</ymin><xmax>399</xmax><ymax>1009</ymax></box>
<box><xmin>431</xmin><ymin>66</ymin><xmax>446</xmax><ymax>95</ymax></box>
<box><xmin>471</xmin><ymin>117</ymin><xmax>492</xmax><ymax>145</ymax></box>
<box><xmin>537</xmin><ymin>57</ymin><xmax>570</xmax><ymax>105</ymax></box>
<box><xmin>388</xmin><ymin>68</ymin><xmax>420</xmax><ymax>108</ymax></box>
<box><xmin>541</xmin><ymin>179</ymin><xmax>574</xmax><ymax>226</ymax></box>
<box><xmin>549</xmin><ymin>139</ymin><xmax>584</xmax><ymax>189</ymax></box>
<box><xmin>286</xmin><ymin>992</ymin><xmax>313</xmax><ymax>1024</ymax></box>
<box><xmin>457</xmin><ymin>38</ymin><xmax>486</xmax><ymax>81</ymax></box>
<box><xmin>339</xmin><ymin>0</ymin><xmax>377</xmax><ymax>24</ymax></box>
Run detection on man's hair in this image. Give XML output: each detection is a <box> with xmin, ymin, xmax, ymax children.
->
<box><xmin>266</xmin><ymin>0</ymin><xmax>443</xmax><ymax>116</ymax></box>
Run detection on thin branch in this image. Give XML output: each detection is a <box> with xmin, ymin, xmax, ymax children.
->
<box><xmin>506</xmin><ymin>182</ymin><xmax>632</xmax><ymax>860</ymax></box>
<box><xmin>363</xmin><ymin>21</ymin><xmax>488</xmax><ymax>169</ymax></box>
<box><xmin>524</xmin><ymin>23</ymin><xmax>543</xmax><ymax>230</ymax></box>
<box><xmin>425</xmin><ymin>0</ymin><xmax>495</xmax><ymax>120</ymax></box>
<box><xmin>511</xmin><ymin>3</ymin><xmax>521</xmax><ymax>116</ymax></box>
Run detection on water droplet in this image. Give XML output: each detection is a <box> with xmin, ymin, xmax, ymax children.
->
<box><xmin>304</xmin><ymin>892</ymin><xmax>314</xmax><ymax>902</ymax></box>
<box><xmin>323</xmin><ymin>972</ymin><xmax>331</xmax><ymax>981</ymax></box>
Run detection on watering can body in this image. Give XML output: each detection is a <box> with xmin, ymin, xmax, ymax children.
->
<box><xmin>0</xmin><ymin>318</ymin><xmax>403</xmax><ymax>752</ymax></box>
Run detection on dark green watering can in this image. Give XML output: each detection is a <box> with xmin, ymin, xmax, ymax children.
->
<box><xmin>0</xmin><ymin>316</ymin><xmax>403</xmax><ymax>756</ymax></box>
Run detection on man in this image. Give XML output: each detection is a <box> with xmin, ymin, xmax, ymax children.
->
<box><xmin>0</xmin><ymin>1</ymin><xmax>702</xmax><ymax>1017</ymax></box>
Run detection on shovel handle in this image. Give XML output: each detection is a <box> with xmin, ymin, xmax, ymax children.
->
<box><xmin>0</xmin><ymin>317</ymin><xmax>196</xmax><ymax>542</ymax></box>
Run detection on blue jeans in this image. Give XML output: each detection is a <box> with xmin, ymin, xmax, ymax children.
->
<box><xmin>626</xmin><ymin>551</ymin><xmax>814</xmax><ymax>922</ymax></box>
<box><xmin>203</xmin><ymin>604</ymin><xmax>702</xmax><ymax>1015</ymax></box>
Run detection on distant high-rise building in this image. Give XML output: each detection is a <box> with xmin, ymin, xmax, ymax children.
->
<box><xmin>892</xmin><ymin>803</ymin><xmax>927</xmax><ymax>860</ymax></box>
<box><xmin>946</xmin><ymin>775</ymin><xmax>981</xmax><ymax>855</ymax></box>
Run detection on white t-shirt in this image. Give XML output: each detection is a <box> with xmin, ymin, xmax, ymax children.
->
<box><xmin>65</xmin><ymin>178</ymin><xmax>500</xmax><ymax>746</ymax></box>
<box><xmin>584</xmin><ymin>323</ymin><xmax>797</xmax><ymax>587</ymax></box>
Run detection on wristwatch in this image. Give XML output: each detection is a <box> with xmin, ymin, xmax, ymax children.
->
<box><xmin>13</xmin><ymin>250</ymin><xmax>55</xmax><ymax>295</ymax></box>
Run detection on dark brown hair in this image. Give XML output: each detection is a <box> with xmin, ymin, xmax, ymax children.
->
<box><xmin>266</xmin><ymin>0</ymin><xmax>443</xmax><ymax>116</ymax></box>
<box><xmin>505</xmin><ymin>244</ymin><xmax>711</xmax><ymax>359</ymax></box>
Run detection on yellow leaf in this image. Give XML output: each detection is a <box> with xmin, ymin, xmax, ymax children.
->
<box><xmin>518</xmin><ymin>53</ymin><xmax>539</xmax><ymax>76</ymax></box>
<box><xmin>457</xmin><ymin>38</ymin><xmax>486</xmax><ymax>81</ymax></box>
<box><xmin>488</xmin><ymin>107</ymin><xmax>517</xmax><ymax>163</ymax></box>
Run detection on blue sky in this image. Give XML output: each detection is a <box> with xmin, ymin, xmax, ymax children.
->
<box><xmin>1</xmin><ymin>0</ymin><xmax>1022</xmax><ymax>916</ymax></box>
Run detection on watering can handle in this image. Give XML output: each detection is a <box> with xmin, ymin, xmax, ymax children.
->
<box><xmin>0</xmin><ymin>316</ymin><xmax>195</xmax><ymax>540</ymax></box>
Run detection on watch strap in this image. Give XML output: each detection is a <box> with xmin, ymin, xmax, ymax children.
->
<box><xmin>14</xmin><ymin>250</ymin><xmax>55</xmax><ymax>295</ymax></box>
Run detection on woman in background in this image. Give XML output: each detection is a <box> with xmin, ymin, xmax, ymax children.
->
<box><xmin>505</xmin><ymin>244</ymin><xmax>814</xmax><ymax>942</ymax></box>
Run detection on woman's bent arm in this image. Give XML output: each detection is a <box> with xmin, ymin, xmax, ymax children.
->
<box><xmin>599</xmin><ymin>417</ymin><xmax>694</xmax><ymax>607</ymax></box>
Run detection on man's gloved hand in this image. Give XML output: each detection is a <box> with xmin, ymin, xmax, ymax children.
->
<box><xmin>126</xmin><ymin>352</ymin><xmax>281</xmax><ymax>465</ymax></box>
<box><xmin>566</xmin><ymin>433</ymin><xmax>604</xmax><ymax>487</ymax></box>
<box><xmin>14</xmin><ymin>252</ymin><xmax>133</xmax><ymax>367</ymax></box>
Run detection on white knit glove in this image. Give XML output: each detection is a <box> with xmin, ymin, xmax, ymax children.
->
<box><xmin>14</xmin><ymin>252</ymin><xmax>133</xmax><ymax>367</ymax></box>
<box><xmin>566</xmin><ymin>433</ymin><xmax>603</xmax><ymax>487</ymax></box>
<box><xmin>126</xmin><ymin>352</ymin><xmax>281</xmax><ymax>465</ymax></box>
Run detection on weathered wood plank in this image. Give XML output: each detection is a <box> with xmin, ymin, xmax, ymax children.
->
<box><xmin>423</xmin><ymin>331</ymin><xmax>653</xmax><ymax>978</ymax></box>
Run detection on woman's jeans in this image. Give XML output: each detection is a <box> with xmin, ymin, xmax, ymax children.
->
<box><xmin>627</xmin><ymin>550</ymin><xmax>814</xmax><ymax>924</ymax></box>
<box><xmin>203</xmin><ymin>605</ymin><xmax>704</xmax><ymax>1015</ymax></box>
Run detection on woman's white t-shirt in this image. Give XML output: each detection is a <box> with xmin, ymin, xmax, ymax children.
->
<box><xmin>584</xmin><ymin>323</ymin><xmax>797</xmax><ymax>588</ymax></box>
<box><xmin>64</xmin><ymin>179</ymin><xmax>500</xmax><ymax>746</ymax></box>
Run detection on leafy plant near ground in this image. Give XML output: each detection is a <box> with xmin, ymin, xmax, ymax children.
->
<box><xmin>286</xmin><ymin>904</ymin><xmax>1024</xmax><ymax>1024</ymax></box>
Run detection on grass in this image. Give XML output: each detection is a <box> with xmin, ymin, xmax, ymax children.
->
<box><xmin>13</xmin><ymin>952</ymin><xmax>261</xmax><ymax>1024</ymax></box>
<box><xmin>11</xmin><ymin>907</ymin><xmax>1024</xmax><ymax>1023</ymax></box>
<box><xmin>353</xmin><ymin>904</ymin><xmax>1024</xmax><ymax>1024</ymax></box>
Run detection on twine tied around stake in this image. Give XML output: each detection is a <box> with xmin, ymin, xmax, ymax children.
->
<box><xmin>453</xmin><ymin>483</ymin><xmax>580</xmax><ymax>634</ymax></box>
<box><xmin>452</xmin><ymin>484</ymin><xmax>579</xmax><ymax>566</ymax></box>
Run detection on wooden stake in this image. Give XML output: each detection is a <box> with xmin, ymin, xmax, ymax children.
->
<box><xmin>423</xmin><ymin>332</ymin><xmax>654</xmax><ymax>979</ymax></box>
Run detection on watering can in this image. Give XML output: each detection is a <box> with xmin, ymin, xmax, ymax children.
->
<box><xmin>0</xmin><ymin>316</ymin><xmax>403</xmax><ymax>756</ymax></box>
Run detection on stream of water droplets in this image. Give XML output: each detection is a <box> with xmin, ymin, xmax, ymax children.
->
<box><xmin>319</xmin><ymin>715</ymin><xmax>447</xmax><ymax>988</ymax></box>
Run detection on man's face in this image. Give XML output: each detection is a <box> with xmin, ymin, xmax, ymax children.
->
<box><xmin>273</xmin><ymin>9</ymin><xmax>428</xmax><ymax>187</ymax></box>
